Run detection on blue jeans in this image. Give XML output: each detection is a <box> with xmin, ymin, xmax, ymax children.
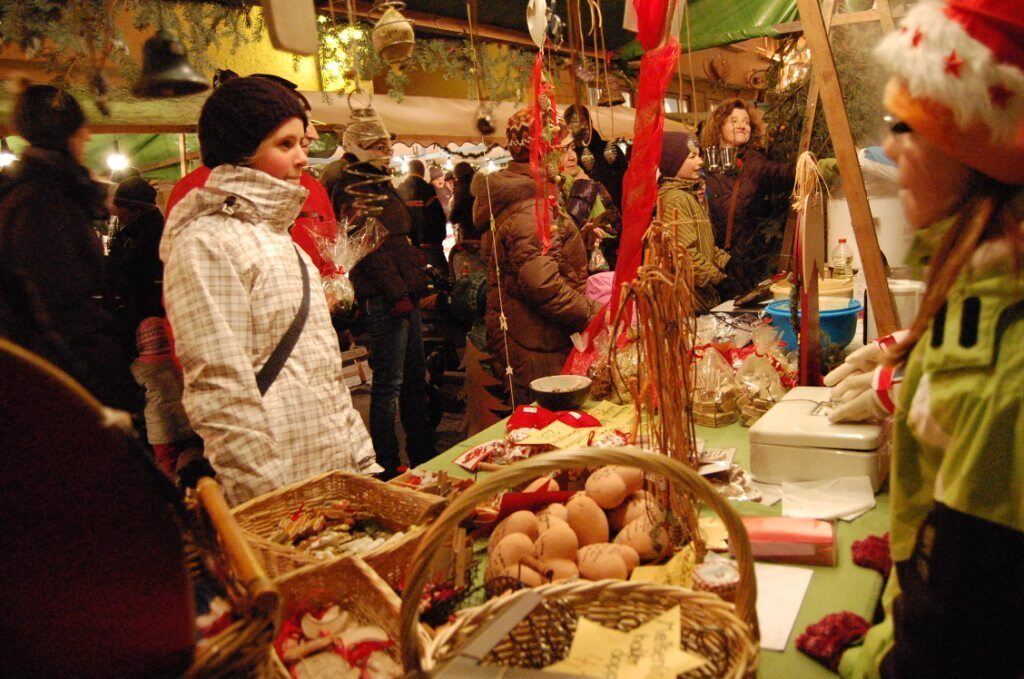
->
<box><xmin>364</xmin><ymin>297</ymin><xmax>435</xmax><ymax>473</ymax></box>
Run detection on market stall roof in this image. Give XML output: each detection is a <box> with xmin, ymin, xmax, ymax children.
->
<box><xmin>0</xmin><ymin>90</ymin><xmax>689</xmax><ymax>143</ymax></box>
<box><xmin>307</xmin><ymin>94</ymin><xmax>691</xmax><ymax>144</ymax></box>
<box><xmin>336</xmin><ymin>0</ymin><xmax>798</xmax><ymax>53</ymax></box>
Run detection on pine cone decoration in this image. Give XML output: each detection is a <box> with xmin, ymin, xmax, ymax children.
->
<box><xmin>580</xmin><ymin>146</ymin><xmax>595</xmax><ymax>171</ymax></box>
<box><xmin>546</xmin><ymin>161</ymin><xmax>560</xmax><ymax>184</ymax></box>
<box><xmin>538</xmin><ymin>93</ymin><xmax>552</xmax><ymax>115</ymax></box>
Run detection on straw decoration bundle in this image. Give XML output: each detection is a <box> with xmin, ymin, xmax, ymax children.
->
<box><xmin>606</xmin><ymin>220</ymin><xmax>703</xmax><ymax>557</ymax></box>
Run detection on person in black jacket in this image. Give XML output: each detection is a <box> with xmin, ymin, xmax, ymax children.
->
<box><xmin>398</xmin><ymin>159</ymin><xmax>448</xmax><ymax>273</ymax></box>
<box><xmin>325</xmin><ymin>151</ymin><xmax>437</xmax><ymax>478</ymax></box>
<box><xmin>0</xmin><ymin>84</ymin><xmax>140</xmax><ymax>413</ymax></box>
<box><xmin>106</xmin><ymin>177</ymin><xmax>165</xmax><ymax>357</ymax></box>
<box><xmin>564</xmin><ymin>104</ymin><xmax>630</xmax><ymax>211</ymax></box>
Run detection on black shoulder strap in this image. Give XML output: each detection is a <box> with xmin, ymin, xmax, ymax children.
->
<box><xmin>256</xmin><ymin>247</ymin><xmax>310</xmax><ymax>396</ymax></box>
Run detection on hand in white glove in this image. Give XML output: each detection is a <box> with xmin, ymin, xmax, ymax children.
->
<box><xmin>828</xmin><ymin>364</ymin><xmax>903</xmax><ymax>423</ymax></box>
<box><xmin>823</xmin><ymin>329</ymin><xmax>909</xmax><ymax>388</ymax></box>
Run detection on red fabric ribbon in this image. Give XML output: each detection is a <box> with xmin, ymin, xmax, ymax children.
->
<box><xmin>634</xmin><ymin>0</ymin><xmax>673</xmax><ymax>51</ymax></box>
<box><xmin>561</xmin><ymin>38</ymin><xmax>680</xmax><ymax>376</ymax></box>
<box><xmin>529</xmin><ymin>51</ymin><xmax>556</xmax><ymax>254</ymax></box>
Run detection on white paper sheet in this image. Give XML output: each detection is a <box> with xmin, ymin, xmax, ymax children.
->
<box><xmin>781</xmin><ymin>476</ymin><xmax>876</xmax><ymax>521</ymax></box>
<box><xmin>755</xmin><ymin>563</ymin><xmax>814</xmax><ymax>651</ymax></box>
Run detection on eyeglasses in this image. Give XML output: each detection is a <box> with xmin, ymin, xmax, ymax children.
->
<box><xmin>884</xmin><ymin>114</ymin><xmax>912</xmax><ymax>135</ymax></box>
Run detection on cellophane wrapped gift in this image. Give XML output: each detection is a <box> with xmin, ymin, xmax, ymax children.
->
<box><xmin>735</xmin><ymin>326</ymin><xmax>789</xmax><ymax>426</ymax></box>
<box><xmin>694</xmin><ymin>347</ymin><xmax>739</xmax><ymax>427</ymax></box>
<box><xmin>311</xmin><ymin>218</ymin><xmax>387</xmax><ymax>314</ymax></box>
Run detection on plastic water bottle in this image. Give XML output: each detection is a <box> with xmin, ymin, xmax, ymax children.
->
<box><xmin>831</xmin><ymin>238</ymin><xmax>854</xmax><ymax>278</ymax></box>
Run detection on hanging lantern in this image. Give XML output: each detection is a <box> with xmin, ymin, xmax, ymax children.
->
<box><xmin>371</xmin><ymin>1</ymin><xmax>415</xmax><ymax>74</ymax></box>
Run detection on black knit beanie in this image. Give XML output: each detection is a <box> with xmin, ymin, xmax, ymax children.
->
<box><xmin>114</xmin><ymin>176</ymin><xmax>158</xmax><ymax>209</ymax></box>
<box><xmin>13</xmin><ymin>85</ymin><xmax>86</xmax><ymax>153</ymax></box>
<box><xmin>659</xmin><ymin>131</ymin><xmax>693</xmax><ymax>179</ymax></box>
<box><xmin>198</xmin><ymin>76</ymin><xmax>308</xmax><ymax>169</ymax></box>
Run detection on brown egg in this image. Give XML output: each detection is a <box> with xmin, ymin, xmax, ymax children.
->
<box><xmin>567</xmin><ymin>494</ymin><xmax>610</xmax><ymax>546</ymax></box>
<box><xmin>609</xmin><ymin>490</ymin><xmax>664</xmax><ymax>532</ymax></box>
<box><xmin>487</xmin><ymin>510</ymin><xmax>540</xmax><ymax>553</ymax></box>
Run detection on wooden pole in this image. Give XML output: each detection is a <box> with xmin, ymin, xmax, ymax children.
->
<box><xmin>778</xmin><ymin>0</ymin><xmax>834</xmax><ymax>273</ymax></box>
<box><xmin>794</xmin><ymin>0</ymin><xmax>898</xmax><ymax>335</ymax></box>
<box><xmin>177</xmin><ymin>133</ymin><xmax>187</xmax><ymax>178</ymax></box>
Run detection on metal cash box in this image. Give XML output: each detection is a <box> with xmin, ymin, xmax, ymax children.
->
<box><xmin>749</xmin><ymin>387</ymin><xmax>888</xmax><ymax>492</ymax></box>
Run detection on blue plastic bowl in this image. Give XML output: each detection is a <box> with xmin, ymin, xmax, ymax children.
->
<box><xmin>765</xmin><ymin>298</ymin><xmax>863</xmax><ymax>351</ymax></box>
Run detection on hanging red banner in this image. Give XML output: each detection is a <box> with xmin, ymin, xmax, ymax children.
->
<box><xmin>562</xmin><ymin>38</ymin><xmax>681</xmax><ymax>375</ymax></box>
<box><xmin>528</xmin><ymin>51</ymin><xmax>557</xmax><ymax>253</ymax></box>
<box><xmin>634</xmin><ymin>0</ymin><xmax>673</xmax><ymax>51</ymax></box>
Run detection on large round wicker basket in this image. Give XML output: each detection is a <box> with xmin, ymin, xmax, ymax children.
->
<box><xmin>398</xmin><ymin>448</ymin><xmax>760</xmax><ymax>677</ymax></box>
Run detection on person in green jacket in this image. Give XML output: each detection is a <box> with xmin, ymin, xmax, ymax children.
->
<box><xmin>818</xmin><ymin>1</ymin><xmax>1024</xmax><ymax>676</ymax></box>
<box><xmin>655</xmin><ymin>131</ymin><xmax>730</xmax><ymax>312</ymax></box>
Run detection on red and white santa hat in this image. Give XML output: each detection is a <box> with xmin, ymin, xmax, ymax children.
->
<box><xmin>874</xmin><ymin>0</ymin><xmax>1024</xmax><ymax>184</ymax></box>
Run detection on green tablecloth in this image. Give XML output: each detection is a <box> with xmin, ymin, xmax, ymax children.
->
<box><xmin>419</xmin><ymin>412</ymin><xmax>889</xmax><ymax>678</ymax></box>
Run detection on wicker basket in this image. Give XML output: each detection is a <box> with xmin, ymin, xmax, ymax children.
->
<box><xmin>186</xmin><ymin>477</ymin><xmax>280</xmax><ymax>679</ymax></box>
<box><xmin>398</xmin><ymin>448</ymin><xmax>760</xmax><ymax>677</ymax></box>
<box><xmin>231</xmin><ymin>471</ymin><xmax>446</xmax><ymax>589</ymax></box>
<box><xmin>269</xmin><ymin>555</ymin><xmax>432</xmax><ymax>677</ymax></box>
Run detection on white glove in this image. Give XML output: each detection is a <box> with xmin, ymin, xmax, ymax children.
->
<box><xmin>828</xmin><ymin>364</ymin><xmax>903</xmax><ymax>423</ymax></box>
<box><xmin>823</xmin><ymin>329</ymin><xmax>909</xmax><ymax>388</ymax></box>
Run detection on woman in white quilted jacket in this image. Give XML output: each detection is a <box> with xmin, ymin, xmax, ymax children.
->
<box><xmin>161</xmin><ymin>77</ymin><xmax>378</xmax><ymax>505</ymax></box>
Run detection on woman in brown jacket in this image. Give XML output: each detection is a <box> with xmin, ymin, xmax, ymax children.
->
<box><xmin>472</xmin><ymin>108</ymin><xmax>598</xmax><ymax>405</ymax></box>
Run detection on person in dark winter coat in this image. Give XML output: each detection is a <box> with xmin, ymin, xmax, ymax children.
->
<box><xmin>564</xmin><ymin>104</ymin><xmax>630</xmax><ymax>211</ymax></box>
<box><xmin>558</xmin><ymin>140</ymin><xmax>621</xmax><ymax>271</ymax></box>
<box><xmin>472</xmin><ymin>108</ymin><xmax>598</xmax><ymax>406</ymax></box>
<box><xmin>398</xmin><ymin>159</ymin><xmax>448</xmax><ymax>272</ymax></box>
<box><xmin>700</xmin><ymin>98</ymin><xmax>795</xmax><ymax>299</ymax></box>
<box><xmin>450</xmin><ymin>161</ymin><xmax>481</xmax><ymax>241</ymax></box>
<box><xmin>0</xmin><ymin>85</ymin><xmax>141</xmax><ymax>412</ymax></box>
<box><xmin>330</xmin><ymin>140</ymin><xmax>436</xmax><ymax>476</ymax></box>
<box><xmin>448</xmin><ymin>161</ymin><xmax>485</xmax><ymax>278</ymax></box>
<box><xmin>106</xmin><ymin>177</ymin><xmax>165</xmax><ymax>355</ymax></box>
<box><xmin>430</xmin><ymin>166</ymin><xmax>453</xmax><ymax>218</ymax></box>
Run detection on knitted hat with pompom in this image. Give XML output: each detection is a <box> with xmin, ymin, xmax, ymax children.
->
<box><xmin>874</xmin><ymin>0</ymin><xmax>1024</xmax><ymax>184</ymax></box>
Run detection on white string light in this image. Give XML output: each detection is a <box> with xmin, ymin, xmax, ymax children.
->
<box><xmin>106</xmin><ymin>139</ymin><xmax>129</xmax><ymax>173</ymax></box>
<box><xmin>0</xmin><ymin>138</ymin><xmax>16</xmax><ymax>168</ymax></box>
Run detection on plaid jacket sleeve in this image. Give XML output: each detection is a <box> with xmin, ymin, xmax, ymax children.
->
<box><xmin>164</xmin><ymin>226</ymin><xmax>285</xmax><ymax>503</ymax></box>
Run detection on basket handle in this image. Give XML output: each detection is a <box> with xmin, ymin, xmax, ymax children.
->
<box><xmin>398</xmin><ymin>447</ymin><xmax>757</xmax><ymax>672</ymax></box>
<box><xmin>196</xmin><ymin>477</ymin><xmax>281</xmax><ymax>621</ymax></box>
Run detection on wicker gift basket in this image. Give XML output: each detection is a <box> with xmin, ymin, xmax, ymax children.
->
<box><xmin>269</xmin><ymin>555</ymin><xmax>433</xmax><ymax>677</ymax></box>
<box><xmin>398</xmin><ymin>448</ymin><xmax>760</xmax><ymax>678</ymax></box>
<box><xmin>231</xmin><ymin>470</ymin><xmax>446</xmax><ymax>589</ymax></box>
<box><xmin>186</xmin><ymin>477</ymin><xmax>280</xmax><ymax>678</ymax></box>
